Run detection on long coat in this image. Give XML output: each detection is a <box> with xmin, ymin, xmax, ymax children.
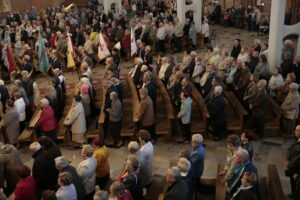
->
<box><xmin>76</xmin><ymin>156</ymin><xmax>97</xmax><ymax>195</ymax></box>
<box><xmin>64</xmin><ymin>102</ymin><xmax>86</xmax><ymax>134</ymax></box>
<box><xmin>2</xmin><ymin>108</ymin><xmax>20</xmax><ymax>144</ymax></box>
<box><xmin>207</xmin><ymin>94</ymin><xmax>226</xmax><ymax>125</ymax></box>
<box><xmin>137</xmin><ymin>96</ymin><xmax>155</xmax><ymax>127</ymax></box>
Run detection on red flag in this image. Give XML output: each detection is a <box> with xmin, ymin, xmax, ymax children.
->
<box><xmin>6</xmin><ymin>45</ymin><xmax>16</xmax><ymax>73</ymax></box>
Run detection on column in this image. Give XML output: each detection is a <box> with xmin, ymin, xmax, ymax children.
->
<box><xmin>268</xmin><ymin>0</ymin><xmax>286</xmax><ymax>68</ymax></box>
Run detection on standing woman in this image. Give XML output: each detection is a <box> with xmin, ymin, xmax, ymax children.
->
<box><xmin>13</xmin><ymin>92</ymin><xmax>26</xmax><ymax>132</ymax></box>
<box><xmin>1</xmin><ymin>100</ymin><xmax>20</xmax><ymax>146</ymax></box>
<box><xmin>106</xmin><ymin>92</ymin><xmax>122</xmax><ymax>147</ymax></box>
<box><xmin>39</xmin><ymin>99</ymin><xmax>57</xmax><ymax>141</ymax></box>
<box><xmin>77</xmin><ymin>145</ymin><xmax>97</xmax><ymax>200</ymax></box>
<box><xmin>80</xmin><ymin>84</ymin><xmax>91</xmax><ymax>128</ymax></box>
<box><xmin>93</xmin><ymin>137</ymin><xmax>110</xmax><ymax>190</ymax></box>
<box><xmin>64</xmin><ymin>95</ymin><xmax>87</xmax><ymax>145</ymax></box>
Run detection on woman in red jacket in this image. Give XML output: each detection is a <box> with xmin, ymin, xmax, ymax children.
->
<box><xmin>122</xmin><ymin>29</ymin><xmax>131</xmax><ymax>60</ymax></box>
<box><xmin>14</xmin><ymin>165</ymin><xmax>38</xmax><ymax>200</ymax></box>
<box><xmin>39</xmin><ymin>98</ymin><xmax>57</xmax><ymax>142</ymax></box>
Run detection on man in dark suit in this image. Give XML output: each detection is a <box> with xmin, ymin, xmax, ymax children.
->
<box><xmin>285</xmin><ymin>125</ymin><xmax>300</xmax><ymax>199</ymax></box>
<box><xmin>226</xmin><ymin>149</ymin><xmax>259</xmax><ymax>197</ymax></box>
<box><xmin>164</xmin><ymin>167</ymin><xmax>189</xmax><ymax>200</ymax></box>
<box><xmin>293</xmin><ymin>56</ymin><xmax>300</xmax><ymax>84</ymax></box>
<box><xmin>142</xmin><ymin>73</ymin><xmax>156</xmax><ymax>110</ymax></box>
<box><xmin>22</xmin><ymin>55</ymin><xmax>33</xmax><ymax>74</ymax></box>
<box><xmin>74</xmin><ymin>27</ymin><xmax>85</xmax><ymax>46</ymax></box>
<box><xmin>207</xmin><ymin>85</ymin><xmax>226</xmax><ymax>141</ymax></box>
<box><xmin>231</xmin><ymin>39</ymin><xmax>241</xmax><ymax>59</ymax></box>
<box><xmin>50</xmin><ymin>51</ymin><xmax>62</xmax><ymax>71</ymax></box>
<box><xmin>249</xmin><ymin>80</ymin><xmax>267</xmax><ymax>138</ymax></box>
<box><xmin>129</xmin><ymin>57</ymin><xmax>144</xmax><ymax>87</ymax></box>
<box><xmin>281</xmin><ymin>52</ymin><xmax>294</xmax><ymax>78</ymax></box>
<box><xmin>0</xmin><ymin>81</ymin><xmax>10</xmax><ymax>112</ymax></box>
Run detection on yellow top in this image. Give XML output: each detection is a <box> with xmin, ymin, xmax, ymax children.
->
<box><xmin>93</xmin><ymin>146</ymin><xmax>110</xmax><ymax>177</ymax></box>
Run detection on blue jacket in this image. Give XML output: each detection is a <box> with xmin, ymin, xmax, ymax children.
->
<box><xmin>191</xmin><ymin>144</ymin><xmax>205</xmax><ymax>180</ymax></box>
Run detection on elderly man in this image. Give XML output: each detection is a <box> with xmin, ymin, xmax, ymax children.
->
<box><xmin>77</xmin><ymin>145</ymin><xmax>97</xmax><ymax>199</ymax></box>
<box><xmin>190</xmin><ymin>134</ymin><xmax>205</xmax><ymax>186</ymax></box>
<box><xmin>135</xmin><ymin>88</ymin><xmax>156</xmax><ymax>141</ymax></box>
<box><xmin>177</xmin><ymin>157</ymin><xmax>195</xmax><ymax>200</ymax></box>
<box><xmin>200</xmin><ymin>64</ymin><xmax>216</xmax><ymax>97</ymax></box>
<box><xmin>142</xmin><ymin>73</ymin><xmax>156</xmax><ymax>110</ymax></box>
<box><xmin>55</xmin><ymin>156</ymin><xmax>86</xmax><ymax>200</ymax></box>
<box><xmin>207</xmin><ymin>85</ymin><xmax>226</xmax><ymax>140</ymax></box>
<box><xmin>250</xmin><ymin>79</ymin><xmax>267</xmax><ymax>138</ymax></box>
<box><xmin>129</xmin><ymin>57</ymin><xmax>144</xmax><ymax>87</ymax></box>
<box><xmin>94</xmin><ymin>190</ymin><xmax>109</xmax><ymax>200</ymax></box>
<box><xmin>164</xmin><ymin>167</ymin><xmax>189</xmax><ymax>200</ymax></box>
<box><xmin>209</xmin><ymin>48</ymin><xmax>221</xmax><ymax>67</ymax></box>
<box><xmin>281</xmin><ymin>83</ymin><xmax>300</xmax><ymax>135</ymax></box>
<box><xmin>226</xmin><ymin>149</ymin><xmax>258</xmax><ymax>197</ymax></box>
<box><xmin>173</xmin><ymin>17</ymin><xmax>183</xmax><ymax>52</ymax></box>
<box><xmin>286</xmin><ymin>125</ymin><xmax>300</xmax><ymax>199</ymax></box>
<box><xmin>156</xmin><ymin>22</ymin><xmax>166</xmax><ymax>53</ymax></box>
<box><xmin>30</xmin><ymin>142</ymin><xmax>56</xmax><ymax>194</ymax></box>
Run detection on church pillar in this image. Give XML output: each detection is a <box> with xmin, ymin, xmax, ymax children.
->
<box><xmin>268</xmin><ymin>0</ymin><xmax>286</xmax><ymax>68</ymax></box>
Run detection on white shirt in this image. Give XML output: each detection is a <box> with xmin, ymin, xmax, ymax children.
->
<box><xmin>76</xmin><ymin>156</ymin><xmax>97</xmax><ymax>194</ymax></box>
<box><xmin>14</xmin><ymin>98</ymin><xmax>26</xmax><ymax>122</ymax></box>
<box><xmin>156</xmin><ymin>26</ymin><xmax>166</xmax><ymax>40</ymax></box>
<box><xmin>201</xmin><ymin>23</ymin><xmax>210</xmax><ymax>37</ymax></box>
<box><xmin>158</xmin><ymin>63</ymin><xmax>169</xmax><ymax>80</ymax></box>
<box><xmin>56</xmin><ymin>184</ymin><xmax>77</xmax><ymax>200</ymax></box>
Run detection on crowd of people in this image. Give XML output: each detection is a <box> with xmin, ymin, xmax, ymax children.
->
<box><xmin>0</xmin><ymin>0</ymin><xmax>299</xmax><ymax>199</ymax></box>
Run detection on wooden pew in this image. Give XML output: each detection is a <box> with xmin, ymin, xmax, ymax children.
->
<box><xmin>152</xmin><ymin>74</ymin><xmax>174</xmax><ymax>136</ymax></box>
<box><xmin>259</xmin><ymin>176</ymin><xmax>271</xmax><ymax>200</ymax></box>
<box><xmin>190</xmin><ymin>82</ymin><xmax>209</xmax><ymax>133</ymax></box>
<box><xmin>215</xmin><ymin>163</ymin><xmax>226</xmax><ymax>200</ymax></box>
<box><xmin>265</xmin><ymin>97</ymin><xmax>283</xmax><ymax>130</ymax></box>
<box><xmin>17</xmin><ymin>108</ymin><xmax>41</xmax><ymax>142</ymax></box>
<box><xmin>125</xmin><ymin>76</ymin><xmax>140</xmax><ymax>137</ymax></box>
<box><xmin>223</xmin><ymin>90</ymin><xmax>248</xmax><ymax>131</ymax></box>
<box><xmin>267</xmin><ymin>164</ymin><xmax>287</xmax><ymax>200</ymax></box>
<box><xmin>98</xmin><ymin>82</ymin><xmax>106</xmax><ymax>138</ymax></box>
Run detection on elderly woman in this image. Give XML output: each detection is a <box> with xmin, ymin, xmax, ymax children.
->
<box><xmin>178</xmin><ymin>91</ymin><xmax>193</xmax><ymax>142</ymax></box>
<box><xmin>14</xmin><ymin>92</ymin><xmax>26</xmax><ymax>132</ymax></box>
<box><xmin>118</xmin><ymin>155</ymin><xmax>143</xmax><ymax>200</ymax></box>
<box><xmin>177</xmin><ymin>157</ymin><xmax>195</xmax><ymax>200</ymax></box>
<box><xmin>80</xmin><ymin>84</ymin><xmax>91</xmax><ymax>127</ymax></box>
<box><xmin>276</xmin><ymin>73</ymin><xmax>296</xmax><ymax>105</ymax></box>
<box><xmin>138</xmin><ymin>130</ymin><xmax>153</xmax><ymax>188</ymax></box>
<box><xmin>281</xmin><ymin>83</ymin><xmax>300</xmax><ymax>135</ymax></box>
<box><xmin>243</xmin><ymin>74</ymin><xmax>258</xmax><ymax>108</ymax></box>
<box><xmin>240</xmin><ymin>130</ymin><xmax>254</xmax><ymax>161</ymax></box>
<box><xmin>93</xmin><ymin>137</ymin><xmax>110</xmax><ymax>190</ymax></box>
<box><xmin>77</xmin><ymin>144</ymin><xmax>97</xmax><ymax>199</ymax></box>
<box><xmin>164</xmin><ymin>167</ymin><xmax>189</xmax><ymax>199</ymax></box>
<box><xmin>235</xmin><ymin>62</ymin><xmax>251</xmax><ymax>100</ymax></box>
<box><xmin>209</xmin><ymin>48</ymin><xmax>221</xmax><ymax>67</ymax></box>
<box><xmin>254</xmin><ymin>54</ymin><xmax>269</xmax><ymax>79</ymax></box>
<box><xmin>110</xmin><ymin>182</ymin><xmax>133</xmax><ymax>200</ymax></box>
<box><xmin>1</xmin><ymin>100</ymin><xmax>20</xmax><ymax>146</ymax></box>
<box><xmin>216</xmin><ymin>55</ymin><xmax>233</xmax><ymax>81</ymax></box>
<box><xmin>56</xmin><ymin>172</ymin><xmax>77</xmax><ymax>200</ymax></box>
<box><xmin>55</xmin><ymin>156</ymin><xmax>86</xmax><ymax>200</ymax></box>
<box><xmin>237</xmin><ymin>47</ymin><xmax>250</xmax><ymax>63</ymax></box>
<box><xmin>46</xmin><ymin>85</ymin><xmax>59</xmax><ymax>117</ymax></box>
<box><xmin>106</xmin><ymin>91</ymin><xmax>122</xmax><ymax>147</ymax></box>
<box><xmin>64</xmin><ymin>95</ymin><xmax>87</xmax><ymax>145</ymax></box>
<box><xmin>268</xmin><ymin>68</ymin><xmax>284</xmax><ymax>98</ymax></box>
<box><xmin>204</xmin><ymin>47</ymin><xmax>213</xmax><ymax>65</ymax></box>
<box><xmin>14</xmin><ymin>165</ymin><xmax>38</xmax><ymax>200</ymax></box>
<box><xmin>39</xmin><ymin>98</ymin><xmax>57</xmax><ymax>141</ymax></box>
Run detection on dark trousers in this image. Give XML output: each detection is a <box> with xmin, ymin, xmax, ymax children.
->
<box><xmin>208</xmin><ymin>118</ymin><xmax>225</xmax><ymax>139</ymax></box>
<box><xmin>141</xmin><ymin>124</ymin><xmax>156</xmax><ymax>141</ymax></box>
<box><xmin>108</xmin><ymin>120</ymin><xmax>122</xmax><ymax>145</ymax></box>
<box><xmin>25</xmin><ymin>105</ymin><xmax>32</xmax><ymax>122</ymax></box>
<box><xmin>43</xmin><ymin>129</ymin><xmax>57</xmax><ymax>142</ymax></box>
<box><xmin>253</xmin><ymin>115</ymin><xmax>265</xmax><ymax>137</ymax></box>
<box><xmin>158</xmin><ymin>39</ymin><xmax>165</xmax><ymax>53</ymax></box>
<box><xmin>86</xmin><ymin>191</ymin><xmax>95</xmax><ymax>200</ymax></box>
<box><xmin>174</xmin><ymin>37</ymin><xmax>182</xmax><ymax>52</ymax></box>
<box><xmin>19</xmin><ymin>120</ymin><xmax>26</xmax><ymax>133</ymax></box>
<box><xmin>180</xmin><ymin>122</ymin><xmax>191</xmax><ymax>141</ymax></box>
<box><xmin>96</xmin><ymin>174</ymin><xmax>110</xmax><ymax>190</ymax></box>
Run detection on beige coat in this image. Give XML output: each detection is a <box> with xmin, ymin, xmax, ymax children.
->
<box><xmin>137</xmin><ymin>96</ymin><xmax>155</xmax><ymax>127</ymax></box>
<box><xmin>281</xmin><ymin>92</ymin><xmax>300</xmax><ymax>120</ymax></box>
<box><xmin>64</xmin><ymin>102</ymin><xmax>87</xmax><ymax>134</ymax></box>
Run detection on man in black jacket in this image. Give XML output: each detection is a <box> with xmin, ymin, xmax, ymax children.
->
<box><xmin>164</xmin><ymin>167</ymin><xmax>189</xmax><ymax>200</ymax></box>
<box><xmin>249</xmin><ymin>51</ymin><xmax>259</xmax><ymax>73</ymax></box>
<box><xmin>29</xmin><ymin>142</ymin><xmax>56</xmax><ymax>195</ymax></box>
<box><xmin>0</xmin><ymin>80</ymin><xmax>10</xmax><ymax>112</ymax></box>
<box><xmin>286</xmin><ymin>125</ymin><xmax>300</xmax><ymax>199</ymax></box>
<box><xmin>207</xmin><ymin>85</ymin><xmax>226</xmax><ymax>141</ymax></box>
<box><xmin>281</xmin><ymin>52</ymin><xmax>294</xmax><ymax>78</ymax></box>
<box><xmin>231</xmin><ymin>39</ymin><xmax>241</xmax><ymax>59</ymax></box>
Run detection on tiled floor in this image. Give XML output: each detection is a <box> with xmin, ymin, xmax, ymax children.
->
<box><xmin>17</xmin><ymin>25</ymin><xmax>293</xmax><ymax>197</ymax></box>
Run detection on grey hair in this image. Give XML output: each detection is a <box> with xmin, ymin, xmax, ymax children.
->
<box><xmin>82</xmin><ymin>144</ymin><xmax>94</xmax><ymax>157</ymax></box>
<box><xmin>110</xmin><ymin>182</ymin><xmax>126</xmax><ymax>196</ymax></box>
<box><xmin>93</xmin><ymin>190</ymin><xmax>109</xmax><ymax>200</ymax></box>
<box><xmin>214</xmin><ymin>85</ymin><xmax>223</xmax><ymax>94</ymax></box>
<box><xmin>192</xmin><ymin>134</ymin><xmax>203</xmax><ymax>144</ymax></box>
<box><xmin>40</xmin><ymin>98</ymin><xmax>49</xmax><ymax>106</ymax></box>
<box><xmin>110</xmin><ymin>92</ymin><xmax>119</xmax><ymax>100</ymax></box>
<box><xmin>55</xmin><ymin>156</ymin><xmax>69</xmax><ymax>169</ymax></box>
<box><xmin>167</xmin><ymin>167</ymin><xmax>181</xmax><ymax>181</ymax></box>
<box><xmin>128</xmin><ymin>141</ymin><xmax>139</xmax><ymax>153</ymax></box>
<box><xmin>29</xmin><ymin>142</ymin><xmax>41</xmax><ymax>152</ymax></box>
<box><xmin>177</xmin><ymin>157</ymin><xmax>191</xmax><ymax>173</ymax></box>
<box><xmin>237</xmin><ymin>149</ymin><xmax>250</xmax><ymax>163</ymax></box>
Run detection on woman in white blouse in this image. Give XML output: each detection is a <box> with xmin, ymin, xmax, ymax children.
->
<box><xmin>56</xmin><ymin>172</ymin><xmax>77</xmax><ymax>200</ymax></box>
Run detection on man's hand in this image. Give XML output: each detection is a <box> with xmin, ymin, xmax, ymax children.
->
<box><xmin>249</xmin><ymin>104</ymin><xmax>253</xmax><ymax>109</ymax></box>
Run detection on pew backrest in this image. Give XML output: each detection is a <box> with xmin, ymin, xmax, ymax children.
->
<box><xmin>267</xmin><ymin>164</ymin><xmax>287</xmax><ymax>200</ymax></box>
